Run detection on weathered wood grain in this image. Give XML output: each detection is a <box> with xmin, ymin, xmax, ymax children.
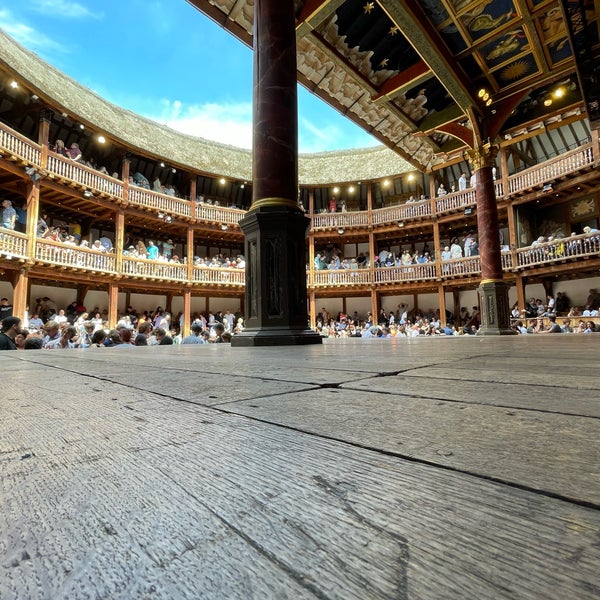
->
<box><xmin>1</xmin><ymin>335</ymin><xmax>599</xmax><ymax>599</ymax></box>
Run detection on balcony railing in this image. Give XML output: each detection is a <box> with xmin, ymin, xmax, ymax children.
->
<box><xmin>0</xmin><ymin>229</ymin><xmax>28</xmax><ymax>260</ymax></box>
<box><xmin>0</xmin><ymin>126</ymin><xmax>41</xmax><ymax>165</ymax></box>
<box><xmin>35</xmin><ymin>239</ymin><xmax>117</xmax><ymax>273</ymax></box>
<box><xmin>122</xmin><ymin>256</ymin><xmax>188</xmax><ymax>280</ymax></box>
<box><xmin>46</xmin><ymin>154</ymin><xmax>125</xmax><ymax>199</ymax></box>
<box><xmin>195</xmin><ymin>203</ymin><xmax>245</xmax><ymax>225</ymax></box>
<box><xmin>2</xmin><ymin>234</ymin><xmax>598</xmax><ymax>289</ymax></box>
<box><xmin>192</xmin><ymin>266</ymin><xmax>246</xmax><ymax>285</ymax></box>
<box><xmin>515</xmin><ymin>233</ymin><xmax>600</xmax><ymax>268</ymax></box>
<box><xmin>311</xmin><ymin>211</ymin><xmax>369</xmax><ymax>229</ymax></box>
<box><xmin>0</xmin><ymin>118</ymin><xmax>596</xmax><ymax>233</ymax></box>
<box><xmin>128</xmin><ymin>187</ymin><xmax>192</xmax><ymax>217</ymax></box>
<box><xmin>372</xmin><ymin>201</ymin><xmax>431</xmax><ymax>225</ymax></box>
<box><xmin>375</xmin><ymin>262</ymin><xmax>437</xmax><ymax>282</ymax></box>
<box><xmin>435</xmin><ymin>188</ymin><xmax>477</xmax><ymax>214</ymax></box>
<box><xmin>313</xmin><ymin>269</ymin><xmax>372</xmax><ymax>286</ymax></box>
<box><xmin>507</xmin><ymin>145</ymin><xmax>594</xmax><ymax>194</ymax></box>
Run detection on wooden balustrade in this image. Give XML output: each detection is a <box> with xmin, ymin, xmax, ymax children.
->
<box><xmin>0</xmin><ymin>229</ymin><xmax>28</xmax><ymax>259</ymax></box>
<box><xmin>195</xmin><ymin>203</ymin><xmax>245</xmax><ymax>225</ymax></box>
<box><xmin>0</xmin><ymin>126</ymin><xmax>41</xmax><ymax>165</ymax></box>
<box><xmin>192</xmin><ymin>266</ymin><xmax>246</xmax><ymax>285</ymax></box>
<box><xmin>507</xmin><ymin>145</ymin><xmax>594</xmax><ymax>194</ymax></box>
<box><xmin>371</xmin><ymin>201</ymin><xmax>431</xmax><ymax>225</ymax></box>
<box><xmin>434</xmin><ymin>188</ymin><xmax>477</xmax><ymax>214</ymax></box>
<box><xmin>313</xmin><ymin>269</ymin><xmax>371</xmax><ymax>286</ymax></box>
<box><xmin>2</xmin><ymin>232</ymin><xmax>597</xmax><ymax>289</ymax></box>
<box><xmin>35</xmin><ymin>239</ymin><xmax>116</xmax><ymax>272</ymax></box>
<box><xmin>46</xmin><ymin>153</ymin><xmax>125</xmax><ymax>199</ymax></box>
<box><xmin>122</xmin><ymin>256</ymin><xmax>188</xmax><ymax>280</ymax></box>
<box><xmin>128</xmin><ymin>187</ymin><xmax>192</xmax><ymax>217</ymax></box>
<box><xmin>0</xmin><ymin>121</ymin><xmax>596</xmax><ymax>234</ymax></box>
<box><xmin>375</xmin><ymin>263</ymin><xmax>437</xmax><ymax>282</ymax></box>
<box><xmin>515</xmin><ymin>232</ymin><xmax>600</xmax><ymax>268</ymax></box>
<box><xmin>311</xmin><ymin>211</ymin><xmax>369</xmax><ymax>229</ymax></box>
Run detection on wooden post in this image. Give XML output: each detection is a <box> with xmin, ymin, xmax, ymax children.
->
<box><xmin>182</xmin><ymin>288</ymin><xmax>191</xmax><ymax>337</ymax></box>
<box><xmin>108</xmin><ymin>282</ymin><xmax>119</xmax><ymax>329</ymax></box>
<box><xmin>115</xmin><ymin>209</ymin><xmax>125</xmax><ymax>274</ymax></box>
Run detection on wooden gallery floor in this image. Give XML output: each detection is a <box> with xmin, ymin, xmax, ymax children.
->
<box><xmin>1</xmin><ymin>336</ymin><xmax>599</xmax><ymax>600</ymax></box>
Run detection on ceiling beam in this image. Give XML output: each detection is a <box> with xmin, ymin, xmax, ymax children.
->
<box><xmin>378</xmin><ymin>0</ymin><xmax>478</xmax><ymax>113</ymax></box>
<box><xmin>296</xmin><ymin>0</ymin><xmax>346</xmax><ymax>38</ymax></box>
<box><xmin>372</xmin><ymin>61</ymin><xmax>431</xmax><ymax>104</ymax></box>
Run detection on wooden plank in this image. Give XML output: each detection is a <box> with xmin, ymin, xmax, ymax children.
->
<box><xmin>231</xmin><ymin>388</ymin><xmax>600</xmax><ymax>505</ymax></box>
<box><xmin>342</xmin><ymin>375</ymin><xmax>600</xmax><ymax>417</ymax></box>
<box><xmin>0</xmin><ymin>375</ymin><xmax>598</xmax><ymax>600</ymax></box>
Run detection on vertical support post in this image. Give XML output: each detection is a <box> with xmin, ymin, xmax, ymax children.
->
<box><xmin>232</xmin><ymin>0</ymin><xmax>320</xmax><ymax>346</ymax></box>
<box><xmin>108</xmin><ymin>282</ymin><xmax>119</xmax><ymax>329</ymax></box>
<box><xmin>468</xmin><ymin>144</ymin><xmax>515</xmax><ymax>335</ymax></box>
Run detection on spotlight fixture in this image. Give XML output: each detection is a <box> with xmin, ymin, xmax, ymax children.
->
<box><xmin>398</xmin><ymin>221</ymin><xmax>405</xmax><ymax>228</ymax></box>
<box><xmin>221</xmin><ymin>223</ymin><xmax>228</xmax><ymax>231</ymax></box>
<box><xmin>160</xmin><ymin>162</ymin><xmax>165</xmax><ymax>168</ymax></box>
<box><xmin>382</xmin><ymin>179</ymin><xmax>390</xmax><ymax>188</ymax></box>
<box><xmin>333</xmin><ymin>186</ymin><xmax>340</xmax><ymax>194</ymax></box>
<box><xmin>542</xmin><ymin>183</ymin><xmax>553</xmax><ymax>192</ymax></box>
<box><xmin>158</xmin><ymin>211</ymin><xmax>165</xmax><ymax>219</ymax></box>
<box><xmin>171</xmin><ymin>168</ymin><xmax>176</xmax><ymax>174</ymax></box>
<box><xmin>165</xmin><ymin>215</ymin><xmax>173</xmax><ymax>223</ymax></box>
<box><xmin>240</xmin><ymin>183</ymin><xmax>245</xmax><ymax>189</ymax></box>
<box><xmin>477</xmin><ymin>87</ymin><xmax>493</xmax><ymax>107</ymax></box>
<box><xmin>464</xmin><ymin>207</ymin><xmax>473</xmax><ymax>216</ymax></box>
<box><xmin>407</xmin><ymin>174</ymin><xmax>415</xmax><ymax>182</ymax></box>
<box><xmin>337</xmin><ymin>227</ymin><xmax>344</xmax><ymax>235</ymax></box>
<box><xmin>79</xmin><ymin>124</ymin><xmax>85</xmax><ymax>130</ymax></box>
<box><xmin>97</xmin><ymin>135</ymin><xmax>106</xmax><ymax>144</ymax></box>
<box><xmin>219</xmin><ymin>178</ymin><xmax>226</xmax><ymax>185</ymax></box>
<box><xmin>83</xmin><ymin>189</ymin><xmax>93</xmax><ymax>198</ymax></box>
<box><xmin>348</xmin><ymin>185</ymin><xmax>355</xmax><ymax>193</ymax></box>
<box><xmin>10</xmin><ymin>80</ymin><xmax>18</xmax><ymax>89</ymax></box>
<box><xmin>31</xmin><ymin>94</ymin><xmax>39</xmax><ymax>101</ymax></box>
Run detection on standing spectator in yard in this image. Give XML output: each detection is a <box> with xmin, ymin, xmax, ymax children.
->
<box><xmin>0</xmin><ymin>316</ymin><xmax>21</xmax><ymax>350</ymax></box>
<box><xmin>0</xmin><ymin>297</ymin><xmax>13</xmax><ymax>320</ymax></box>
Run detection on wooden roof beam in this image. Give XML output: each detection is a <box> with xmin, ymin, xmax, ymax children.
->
<box><xmin>372</xmin><ymin>61</ymin><xmax>431</xmax><ymax>104</ymax></box>
<box><xmin>378</xmin><ymin>0</ymin><xmax>479</xmax><ymax>114</ymax></box>
<box><xmin>296</xmin><ymin>0</ymin><xmax>346</xmax><ymax>38</ymax></box>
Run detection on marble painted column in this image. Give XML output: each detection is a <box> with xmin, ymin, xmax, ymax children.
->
<box><xmin>468</xmin><ymin>144</ymin><xmax>515</xmax><ymax>335</ymax></box>
<box><xmin>231</xmin><ymin>0</ymin><xmax>321</xmax><ymax>346</ymax></box>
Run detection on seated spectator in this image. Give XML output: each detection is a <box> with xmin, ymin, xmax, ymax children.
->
<box><xmin>52</xmin><ymin>139</ymin><xmax>68</xmax><ymax>157</ymax></box>
<box><xmin>67</xmin><ymin>143</ymin><xmax>82</xmax><ymax>162</ymax></box>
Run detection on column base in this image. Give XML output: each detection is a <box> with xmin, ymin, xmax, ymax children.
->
<box><xmin>231</xmin><ymin>326</ymin><xmax>322</xmax><ymax>347</ymax></box>
<box><xmin>231</xmin><ymin>205</ymin><xmax>322</xmax><ymax>347</ymax></box>
<box><xmin>477</xmin><ymin>280</ymin><xmax>517</xmax><ymax>335</ymax></box>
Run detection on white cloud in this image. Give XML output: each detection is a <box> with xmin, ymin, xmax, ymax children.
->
<box><xmin>141</xmin><ymin>99</ymin><xmax>381</xmax><ymax>153</ymax></box>
<box><xmin>30</xmin><ymin>0</ymin><xmax>102</xmax><ymax>19</ymax></box>
<box><xmin>147</xmin><ymin>100</ymin><xmax>253</xmax><ymax>149</ymax></box>
<box><xmin>0</xmin><ymin>10</ymin><xmax>66</xmax><ymax>53</ymax></box>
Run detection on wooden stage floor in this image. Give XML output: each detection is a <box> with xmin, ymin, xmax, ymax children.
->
<box><xmin>1</xmin><ymin>335</ymin><xmax>599</xmax><ymax>599</ymax></box>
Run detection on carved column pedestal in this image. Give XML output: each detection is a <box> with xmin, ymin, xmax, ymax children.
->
<box><xmin>232</xmin><ymin>205</ymin><xmax>321</xmax><ymax>346</ymax></box>
<box><xmin>477</xmin><ymin>280</ymin><xmax>514</xmax><ymax>335</ymax></box>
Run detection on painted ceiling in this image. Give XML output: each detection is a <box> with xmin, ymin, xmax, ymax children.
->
<box><xmin>188</xmin><ymin>0</ymin><xmax>600</xmax><ymax>171</ymax></box>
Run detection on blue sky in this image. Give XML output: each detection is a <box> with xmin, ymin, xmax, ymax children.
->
<box><xmin>0</xmin><ymin>0</ymin><xmax>381</xmax><ymax>153</ymax></box>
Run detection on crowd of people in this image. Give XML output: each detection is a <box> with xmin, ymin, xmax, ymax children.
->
<box><xmin>314</xmin><ymin>304</ymin><xmax>482</xmax><ymax>338</ymax></box>
<box><xmin>0</xmin><ymin>299</ymin><xmax>245</xmax><ymax>350</ymax></box>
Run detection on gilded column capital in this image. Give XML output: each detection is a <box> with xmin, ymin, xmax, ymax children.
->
<box><xmin>467</xmin><ymin>143</ymin><xmax>499</xmax><ymax>171</ymax></box>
